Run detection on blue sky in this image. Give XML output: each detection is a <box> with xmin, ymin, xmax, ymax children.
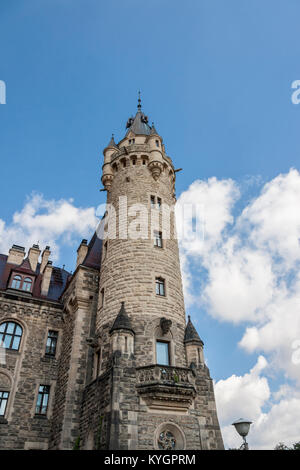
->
<box><xmin>1</xmin><ymin>0</ymin><xmax>300</xmax><ymax>448</ymax></box>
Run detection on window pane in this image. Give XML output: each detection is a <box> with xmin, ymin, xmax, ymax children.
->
<box><xmin>6</xmin><ymin>323</ymin><xmax>15</xmax><ymax>334</ymax></box>
<box><xmin>0</xmin><ymin>400</ymin><xmax>7</xmax><ymax>416</ymax></box>
<box><xmin>15</xmin><ymin>325</ymin><xmax>22</xmax><ymax>336</ymax></box>
<box><xmin>156</xmin><ymin>341</ymin><xmax>169</xmax><ymax>365</ymax></box>
<box><xmin>0</xmin><ymin>391</ymin><xmax>9</xmax><ymax>417</ymax></box>
<box><xmin>0</xmin><ymin>322</ymin><xmax>23</xmax><ymax>350</ymax></box>
<box><xmin>12</xmin><ymin>336</ymin><xmax>20</xmax><ymax>350</ymax></box>
<box><xmin>3</xmin><ymin>335</ymin><xmax>12</xmax><ymax>348</ymax></box>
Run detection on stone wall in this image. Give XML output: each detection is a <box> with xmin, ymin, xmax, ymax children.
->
<box><xmin>49</xmin><ymin>265</ymin><xmax>99</xmax><ymax>449</ymax></box>
<box><xmin>0</xmin><ymin>292</ymin><xmax>63</xmax><ymax>450</ymax></box>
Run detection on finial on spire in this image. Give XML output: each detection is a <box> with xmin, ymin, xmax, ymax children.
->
<box><xmin>137</xmin><ymin>90</ymin><xmax>142</xmax><ymax>110</ymax></box>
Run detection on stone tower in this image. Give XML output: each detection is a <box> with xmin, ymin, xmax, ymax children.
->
<box><xmin>78</xmin><ymin>97</ymin><xmax>224</xmax><ymax>450</ymax></box>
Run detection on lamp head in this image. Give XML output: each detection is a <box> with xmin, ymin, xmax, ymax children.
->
<box><xmin>232</xmin><ymin>418</ymin><xmax>252</xmax><ymax>438</ymax></box>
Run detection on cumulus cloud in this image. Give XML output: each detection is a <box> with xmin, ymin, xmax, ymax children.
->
<box><xmin>0</xmin><ymin>193</ymin><xmax>98</xmax><ymax>262</ymax></box>
<box><xmin>178</xmin><ymin>169</ymin><xmax>300</xmax><ymax>380</ymax></box>
<box><xmin>215</xmin><ymin>359</ymin><xmax>300</xmax><ymax>449</ymax></box>
<box><xmin>178</xmin><ymin>169</ymin><xmax>300</xmax><ymax>448</ymax></box>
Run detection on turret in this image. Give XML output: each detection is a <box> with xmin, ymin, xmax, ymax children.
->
<box><xmin>184</xmin><ymin>315</ymin><xmax>204</xmax><ymax>367</ymax></box>
<box><xmin>110</xmin><ymin>302</ymin><xmax>135</xmax><ymax>356</ymax></box>
<box><xmin>101</xmin><ymin>135</ymin><xmax>118</xmax><ymax>191</ymax></box>
<box><xmin>147</xmin><ymin>123</ymin><xmax>164</xmax><ymax>180</ymax></box>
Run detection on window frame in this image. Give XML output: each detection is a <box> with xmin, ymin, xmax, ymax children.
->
<box><xmin>154</xmin><ymin>230</ymin><xmax>163</xmax><ymax>248</ymax></box>
<box><xmin>156</xmin><ymin>340</ymin><xmax>170</xmax><ymax>366</ymax></box>
<box><xmin>22</xmin><ymin>277</ymin><xmax>33</xmax><ymax>292</ymax></box>
<box><xmin>10</xmin><ymin>273</ymin><xmax>34</xmax><ymax>293</ymax></box>
<box><xmin>45</xmin><ymin>330</ymin><xmax>58</xmax><ymax>357</ymax></box>
<box><xmin>0</xmin><ymin>321</ymin><xmax>23</xmax><ymax>351</ymax></box>
<box><xmin>0</xmin><ymin>390</ymin><xmax>9</xmax><ymax>417</ymax></box>
<box><xmin>155</xmin><ymin>277</ymin><xmax>165</xmax><ymax>296</ymax></box>
<box><xmin>35</xmin><ymin>385</ymin><xmax>50</xmax><ymax>416</ymax></box>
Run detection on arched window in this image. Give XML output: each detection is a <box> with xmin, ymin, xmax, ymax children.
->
<box><xmin>0</xmin><ymin>322</ymin><xmax>23</xmax><ymax>351</ymax></box>
<box><xmin>22</xmin><ymin>277</ymin><xmax>33</xmax><ymax>292</ymax></box>
<box><xmin>11</xmin><ymin>275</ymin><xmax>21</xmax><ymax>289</ymax></box>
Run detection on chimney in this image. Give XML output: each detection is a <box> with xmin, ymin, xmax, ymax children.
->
<box><xmin>7</xmin><ymin>245</ymin><xmax>25</xmax><ymax>265</ymax></box>
<box><xmin>40</xmin><ymin>246</ymin><xmax>51</xmax><ymax>273</ymax></box>
<box><xmin>76</xmin><ymin>239</ymin><xmax>88</xmax><ymax>268</ymax></box>
<box><xmin>28</xmin><ymin>244</ymin><xmax>41</xmax><ymax>272</ymax></box>
<box><xmin>41</xmin><ymin>261</ymin><xmax>53</xmax><ymax>297</ymax></box>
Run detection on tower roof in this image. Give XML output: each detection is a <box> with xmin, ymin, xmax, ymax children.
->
<box><xmin>105</xmin><ymin>134</ymin><xmax>118</xmax><ymax>150</ymax></box>
<box><xmin>184</xmin><ymin>315</ymin><xmax>204</xmax><ymax>345</ymax></box>
<box><xmin>125</xmin><ymin>93</ymin><xmax>152</xmax><ymax>136</ymax></box>
<box><xmin>110</xmin><ymin>302</ymin><xmax>135</xmax><ymax>334</ymax></box>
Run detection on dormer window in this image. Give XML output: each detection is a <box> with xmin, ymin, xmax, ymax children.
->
<box><xmin>11</xmin><ymin>275</ymin><xmax>22</xmax><ymax>289</ymax></box>
<box><xmin>10</xmin><ymin>274</ymin><xmax>34</xmax><ymax>292</ymax></box>
<box><xmin>22</xmin><ymin>277</ymin><xmax>33</xmax><ymax>292</ymax></box>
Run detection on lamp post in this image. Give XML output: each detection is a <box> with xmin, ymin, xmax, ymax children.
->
<box><xmin>232</xmin><ymin>418</ymin><xmax>252</xmax><ymax>450</ymax></box>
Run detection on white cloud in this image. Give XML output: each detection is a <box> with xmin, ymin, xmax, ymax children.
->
<box><xmin>215</xmin><ymin>358</ymin><xmax>300</xmax><ymax>449</ymax></box>
<box><xmin>0</xmin><ymin>193</ymin><xmax>98</xmax><ymax>262</ymax></box>
<box><xmin>178</xmin><ymin>169</ymin><xmax>300</xmax><ymax>381</ymax></box>
<box><xmin>178</xmin><ymin>169</ymin><xmax>300</xmax><ymax>448</ymax></box>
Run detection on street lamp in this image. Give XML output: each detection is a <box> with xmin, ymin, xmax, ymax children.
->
<box><xmin>232</xmin><ymin>418</ymin><xmax>252</xmax><ymax>450</ymax></box>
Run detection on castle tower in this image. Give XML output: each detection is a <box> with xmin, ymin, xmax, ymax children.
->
<box><xmin>79</xmin><ymin>97</ymin><xmax>224</xmax><ymax>450</ymax></box>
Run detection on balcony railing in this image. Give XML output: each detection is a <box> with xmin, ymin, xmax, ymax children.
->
<box><xmin>136</xmin><ymin>365</ymin><xmax>196</xmax><ymax>411</ymax></box>
<box><xmin>136</xmin><ymin>364</ymin><xmax>194</xmax><ymax>386</ymax></box>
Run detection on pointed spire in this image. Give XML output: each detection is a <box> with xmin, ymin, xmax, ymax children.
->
<box><xmin>150</xmin><ymin>122</ymin><xmax>158</xmax><ymax>135</ymax></box>
<box><xmin>110</xmin><ymin>302</ymin><xmax>135</xmax><ymax>334</ymax></box>
<box><xmin>184</xmin><ymin>315</ymin><xmax>203</xmax><ymax>345</ymax></box>
<box><xmin>107</xmin><ymin>133</ymin><xmax>118</xmax><ymax>149</ymax></box>
<box><xmin>137</xmin><ymin>90</ymin><xmax>142</xmax><ymax>111</ymax></box>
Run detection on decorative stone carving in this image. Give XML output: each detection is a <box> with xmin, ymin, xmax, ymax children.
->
<box><xmin>148</xmin><ymin>161</ymin><xmax>164</xmax><ymax>180</ymax></box>
<box><xmin>158</xmin><ymin>430</ymin><xmax>176</xmax><ymax>450</ymax></box>
<box><xmin>101</xmin><ymin>174</ymin><xmax>114</xmax><ymax>191</ymax></box>
<box><xmin>160</xmin><ymin>317</ymin><xmax>172</xmax><ymax>335</ymax></box>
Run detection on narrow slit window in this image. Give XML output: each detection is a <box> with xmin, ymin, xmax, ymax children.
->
<box><xmin>35</xmin><ymin>385</ymin><xmax>50</xmax><ymax>415</ymax></box>
<box><xmin>155</xmin><ymin>278</ymin><xmax>165</xmax><ymax>296</ymax></box>
<box><xmin>0</xmin><ymin>391</ymin><xmax>9</xmax><ymax>417</ymax></box>
<box><xmin>45</xmin><ymin>331</ymin><xmax>58</xmax><ymax>356</ymax></box>
<box><xmin>154</xmin><ymin>231</ymin><xmax>163</xmax><ymax>248</ymax></box>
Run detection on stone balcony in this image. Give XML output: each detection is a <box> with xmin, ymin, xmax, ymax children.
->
<box><xmin>136</xmin><ymin>365</ymin><xmax>196</xmax><ymax>412</ymax></box>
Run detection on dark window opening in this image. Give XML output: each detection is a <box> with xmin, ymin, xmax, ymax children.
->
<box><xmin>35</xmin><ymin>385</ymin><xmax>50</xmax><ymax>415</ymax></box>
<box><xmin>155</xmin><ymin>278</ymin><xmax>165</xmax><ymax>296</ymax></box>
<box><xmin>154</xmin><ymin>231</ymin><xmax>163</xmax><ymax>248</ymax></box>
<box><xmin>45</xmin><ymin>331</ymin><xmax>58</xmax><ymax>356</ymax></box>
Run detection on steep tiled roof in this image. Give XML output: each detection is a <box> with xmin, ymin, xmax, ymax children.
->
<box><xmin>82</xmin><ymin>232</ymin><xmax>102</xmax><ymax>271</ymax></box>
<box><xmin>184</xmin><ymin>315</ymin><xmax>203</xmax><ymax>345</ymax></box>
<box><xmin>110</xmin><ymin>302</ymin><xmax>135</xmax><ymax>334</ymax></box>
<box><xmin>125</xmin><ymin>111</ymin><xmax>152</xmax><ymax>136</ymax></box>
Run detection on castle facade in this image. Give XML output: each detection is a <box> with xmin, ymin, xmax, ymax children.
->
<box><xmin>0</xmin><ymin>101</ymin><xmax>224</xmax><ymax>450</ymax></box>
